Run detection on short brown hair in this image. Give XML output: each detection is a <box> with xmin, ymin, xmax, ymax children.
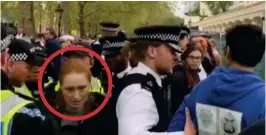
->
<box><xmin>46</xmin><ymin>28</ymin><xmax>57</xmax><ymax>38</ymax></box>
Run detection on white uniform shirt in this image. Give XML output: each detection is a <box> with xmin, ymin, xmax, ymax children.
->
<box><xmin>116</xmin><ymin>62</ymin><xmax>184</xmax><ymax>135</ymax></box>
<box><xmin>15</xmin><ymin>33</ymin><xmax>23</xmax><ymax>39</ymax></box>
<box><xmin>198</xmin><ymin>64</ymin><xmax>207</xmax><ymax>81</ymax></box>
<box><xmin>117</xmin><ymin>64</ymin><xmax>132</xmax><ymax>79</ymax></box>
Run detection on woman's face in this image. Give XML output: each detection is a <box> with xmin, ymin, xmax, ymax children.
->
<box><xmin>61</xmin><ymin>72</ymin><xmax>90</xmax><ymax>112</ymax></box>
<box><xmin>186</xmin><ymin>50</ymin><xmax>202</xmax><ymax>70</ymax></box>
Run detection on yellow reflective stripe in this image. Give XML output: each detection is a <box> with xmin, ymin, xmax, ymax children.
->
<box><xmin>55</xmin><ymin>82</ymin><xmax>60</xmax><ymax>92</ymax></box>
<box><xmin>44</xmin><ymin>77</ymin><xmax>54</xmax><ymax>88</ymax></box>
<box><xmin>92</xmin><ymin>78</ymin><xmax>100</xmax><ymax>90</ymax></box>
<box><xmin>90</xmin><ymin>78</ymin><xmax>104</xmax><ymax>95</ymax></box>
<box><xmin>97</xmin><ymin>79</ymin><xmax>104</xmax><ymax>95</ymax></box>
<box><xmin>0</xmin><ymin>90</ymin><xmax>32</xmax><ymax>135</ymax></box>
<box><xmin>13</xmin><ymin>84</ymin><xmax>33</xmax><ymax>98</ymax></box>
<box><xmin>0</xmin><ymin>90</ymin><xmax>13</xmax><ymax>102</ymax></box>
<box><xmin>54</xmin><ymin>78</ymin><xmax>105</xmax><ymax>95</ymax></box>
<box><xmin>2</xmin><ymin>101</ymin><xmax>32</xmax><ymax>135</ymax></box>
<box><xmin>23</xmin><ymin>84</ymin><xmax>32</xmax><ymax>98</ymax></box>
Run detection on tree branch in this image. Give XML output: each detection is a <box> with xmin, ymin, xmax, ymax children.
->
<box><xmin>85</xmin><ymin>11</ymin><xmax>95</xmax><ymax>18</ymax></box>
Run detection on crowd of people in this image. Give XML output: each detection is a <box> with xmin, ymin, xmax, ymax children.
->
<box><xmin>1</xmin><ymin>21</ymin><xmax>265</xmax><ymax>135</ymax></box>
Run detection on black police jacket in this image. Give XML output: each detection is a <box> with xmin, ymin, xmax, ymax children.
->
<box><xmin>91</xmin><ymin>41</ymin><xmax>104</xmax><ymax>78</ymax></box>
<box><xmin>1</xmin><ymin>70</ymin><xmax>58</xmax><ymax>135</ymax></box>
<box><xmin>54</xmin><ymin>102</ymin><xmax>110</xmax><ymax>135</ymax></box>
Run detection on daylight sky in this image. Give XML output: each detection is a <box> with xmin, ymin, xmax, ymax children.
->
<box><xmin>172</xmin><ymin>1</ymin><xmax>197</xmax><ymax>18</ymax></box>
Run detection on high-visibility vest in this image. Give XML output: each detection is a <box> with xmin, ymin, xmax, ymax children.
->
<box><xmin>0</xmin><ymin>90</ymin><xmax>32</xmax><ymax>135</ymax></box>
<box><xmin>44</xmin><ymin>77</ymin><xmax>54</xmax><ymax>88</ymax></box>
<box><xmin>13</xmin><ymin>84</ymin><xmax>33</xmax><ymax>98</ymax></box>
<box><xmin>90</xmin><ymin>77</ymin><xmax>104</xmax><ymax>95</ymax></box>
<box><xmin>45</xmin><ymin>77</ymin><xmax>105</xmax><ymax>95</ymax></box>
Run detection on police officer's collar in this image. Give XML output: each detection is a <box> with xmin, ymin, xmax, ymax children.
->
<box><xmin>138</xmin><ymin>62</ymin><xmax>162</xmax><ymax>87</ymax></box>
<box><xmin>93</xmin><ymin>40</ymin><xmax>100</xmax><ymax>45</ymax></box>
<box><xmin>117</xmin><ymin>64</ymin><xmax>131</xmax><ymax>79</ymax></box>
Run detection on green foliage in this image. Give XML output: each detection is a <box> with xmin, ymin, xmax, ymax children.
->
<box><xmin>1</xmin><ymin>1</ymin><xmax>19</xmax><ymax>24</ymax></box>
<box><xmin>1</xmin><ymin>1</ymin><xmax>181</xmax><ymax>36</ymax></box>
<box><xmin>203</xmin><ymin>1</ymin><xmax>233</xmax><ymax>15</ymax></box>
<box><xmin>161</xmin><ymin>17</ymin><xmax>184</xmax><ymax>25</ymax></box>
<box><xmin>187</xmin><ymin>2</ymin><xmax>200</xmax><ymax>16</ymax></box>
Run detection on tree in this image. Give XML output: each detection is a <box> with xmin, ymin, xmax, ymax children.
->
<box><xmin>187</xmin><ymin>2</ymin><xmax>200</xmax><ymax>16</ymax></box>
<box><xmin>18</xmin><ymin>1</ymin><xmax>36</xmax><ymax>36</ymax></box>
<box><xmin>203</xmin><ymin>1</ymin><xmax>233</xmax><ymax>15</ymax></box>
<box><xmin>61</xmin><ymin>1</ymin><xmax>72</xmax><ymax>34</ymax></box>
<box><xmin>162</xmin><ymin>17</ymin><xmax>184</xmax><ymax>25</ymax></box>
<box><xmin>77</xmin><ymin>1</ymin><xmax>87</xmax><ymax>37</ymax></box>
<box><xmin>1</xmin><ymin>1</ymin><xmax>180</xmax><ymax>36</ymax></box>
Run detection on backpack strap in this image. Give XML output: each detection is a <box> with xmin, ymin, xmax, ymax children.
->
<box><xmin>114</xmin><ymin>73</ymin><xmax>170</xmax><ymax>132</ymax></box>
<box><xmin>112</xmin><ymin>73</ymin><xmax>146</xmax><ymax>103</ymax></box>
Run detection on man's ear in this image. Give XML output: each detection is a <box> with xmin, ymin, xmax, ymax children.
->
<box><xmin>147</xmin><ymin>46</ymin><xmax>157</xmax><ymax>59</ymax></box>
<box><xmin>6</xmin><ymin>58</ymin><xmax>14</xmax><ymax>72</ymax></box>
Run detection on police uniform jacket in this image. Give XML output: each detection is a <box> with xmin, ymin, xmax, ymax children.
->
<box><xmin>1</xmin><ymin>39</ymin><xmax>57</xmax><ymax>135</ymax></box>
<box><xmin>1</xmin><ymin>70</ymin><xmax>54</xmax><ymax>135</ymax></box>
<box><xmin>103</xmin><ymin>64</ymin><xmax>132</xmax><ymax>135</ymax></box>
<box><xmin>116</xmin><ymin>62</ymin><xmax>184</xmax><ymax>135</ymax></box>
<box><xmin>91</xmin><ymin>41</ymin><xmax>104</xmax><ymax>78</ymax></box>
<box><xmin>116</xmin><ymin>25</ymin><xmax>191</xmax><ymax>135</ymax></box>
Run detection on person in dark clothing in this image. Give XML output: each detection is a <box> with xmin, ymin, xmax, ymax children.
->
<box><xmin>31</xmin><ymin>33</ymin><xmax>46</xmax><ymax>47</ymax></box>
<box><xmin>44</xmin><ymin>28</ymin><xmax>61</xmax><ymax>81</ymax></box>
<box><xmin>99</xmin><ymin>35</ymin><xmax>131</xmax><ymax>135</ymax></box>
<box><xmin>169</xmin><ymin>24</ymin><xmax>265</xmax><ymax>134</ymax></box>
<box><xmin>91</xmin><ymin>22</ymin><xmax>120</xmax><ymax>78</ymax></box>
<box><xmin>169</xmin><ymin>42</ymin><xmax>204</xmax><ymax>116</ymax></box>
<box><xmin>24</xmin><ymin>42</ymin><xmax>48</xmax><ymax>98</ymax></box>
<box><xmin>52</xmin><ymin>58</ymin><xmax>109</xmax><ymax>135</ymax></box>
<box><xmin>238</xmin><ymin>119</ymin><xmax>265</xmax><ymax>135</ymax></box>
<box><xmin>1</xmin><ymin>39</ymin><xmax>56</xmax><ymax>135</ymax></box>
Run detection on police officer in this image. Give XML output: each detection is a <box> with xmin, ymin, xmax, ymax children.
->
<box><xmin>99</xmin><ymin>35</ymin><xmax>131</xmax><ymax>135</ymax></box>
<box><xmin>3</xmin><ymin>39</ymin><xmax>46</xmax><ymax>97</ymax></box>
<box><xmin>91</xmin><ymin>22</ymin><xmax>120</xmax><ymax>78</ymax></box>
<box><xmin>99</xmin><ymin>34</ymin><xmax>131</xmax><ymax>90</ymax></box>
<box><xmin>1</xmin><ymin>39</ymin><xmax>54</xmax><ymax>135</ymax></box>
<box><xmin>115</xmin><ymin>25</ymin><xmax>196</xmax><ymax>135</ymax></box>
<box><xmin>25</xmin><ymin>43</ymin><xmax>47</xmax><ymax>98</ymax></box>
